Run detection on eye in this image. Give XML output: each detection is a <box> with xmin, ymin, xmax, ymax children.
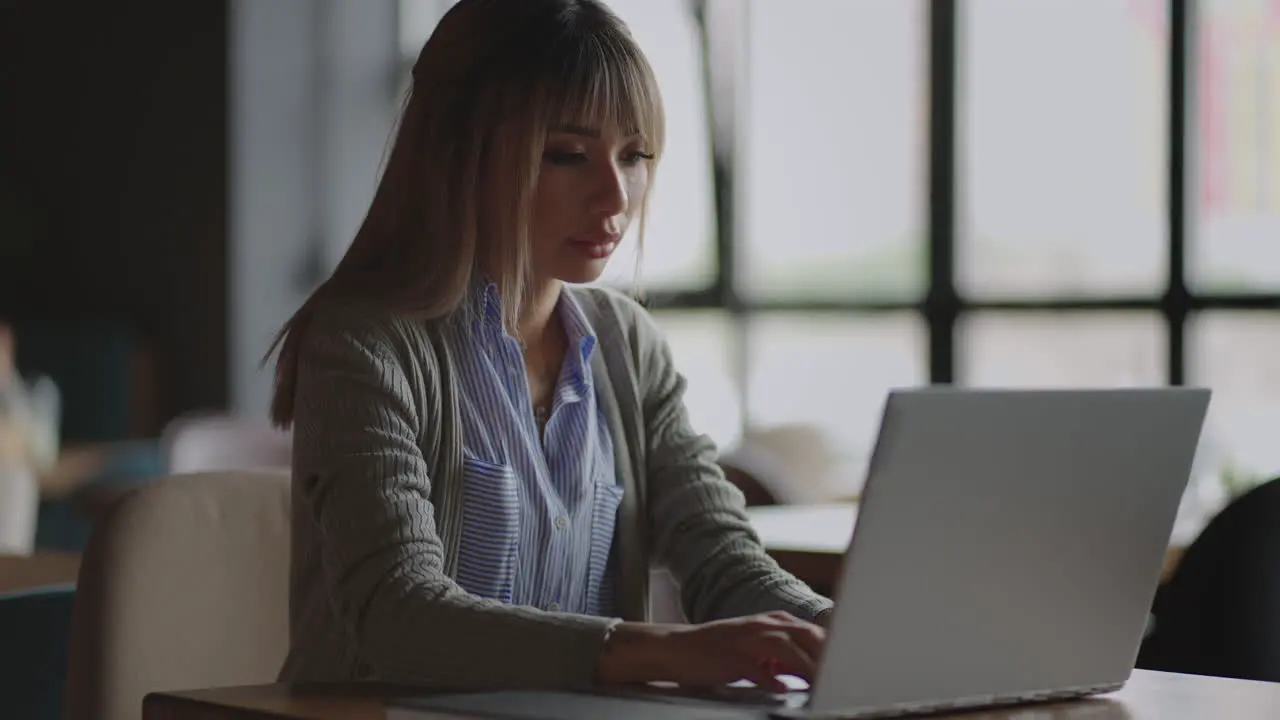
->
<box><xmin>544</xmin><ymin>150</ymin><xmax>587</xmax><ymax>166</ymax></box>
<box><xmin>621</xmin><ymin>150</ymin><xmax>655</xmax><ymax>165</ymax></box>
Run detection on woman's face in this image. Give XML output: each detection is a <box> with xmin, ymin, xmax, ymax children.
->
<box><xmin>529</xmin><ymin>120</ymin><xmax>653</xmax><ymax>285</ymax></box>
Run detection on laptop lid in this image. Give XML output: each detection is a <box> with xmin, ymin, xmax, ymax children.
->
<box><xmin>809</xmin><ymin>387</ymin><xmax>1209</xmax><ymax>716</ymax></box>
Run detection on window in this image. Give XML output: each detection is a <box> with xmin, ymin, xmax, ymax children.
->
<box><xmin>960</xmin><ymin>313</ymin><xmax>1164</xmax><ymax>388</ymax></box>
<box><xmin>960</xmin><ymin>0</ymin><xmax>1168</xmax><ymax>297</ymax></box>
<box><xmin>650</xmin><ymin>311</ymin><xmax>741</xmax><ymax>450</ymax></box>
<box><xmin>1191</xmin><ymin>0</ymin><xmax>1280</xmax><ymax>291</ymax></box>
<box><xmin>734</xmin><ymin>0</ymin><xmax>927</xmax><ymax>491</ymax></box>
<box><xmin>742</xmin><ymin>0</ymin><xmax>925</xmax><ymax>301</ymax></box>
<box><xmin>746</xmin><ymin>313</ymin><xmax>927</xmax><ymax>497</ymax></box>
<box><xmin>1189</xmin><ymin>314</ymin><xmax>1280</xmax><ymax>494</ymax></box>
<box><xmin>398</xmin><ymin>0</ymin><xmax>450</xmax><ymax>59</ymax></box>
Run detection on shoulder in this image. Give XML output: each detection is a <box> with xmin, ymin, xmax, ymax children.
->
<box><xmin>289</xmin><ymin>298</ymin><xmax>458</xmax><ymax>438</ymax></box>
<box><xmin>297</xmin><ymin>297</ymin><xmax>451</xmax><ymax>382</ymax></box>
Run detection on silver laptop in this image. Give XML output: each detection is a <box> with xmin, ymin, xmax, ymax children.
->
<box><xmin>390</xmin><ymin>388</ymin><xmax>1209</xmax><ymax>720</ymax></box>
<box><xmin>773</xmin><ymin>387</ymin><xmax>1210</xmax><ymax>718</ymax></box>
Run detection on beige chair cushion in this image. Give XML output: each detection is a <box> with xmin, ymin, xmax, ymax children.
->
<box><xmin>64</xmin><ymin>470</ymin><xmax>291</xmax><ymax>720</ymax></box>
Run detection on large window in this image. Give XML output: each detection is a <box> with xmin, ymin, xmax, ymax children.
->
<box><xmin>398</xmin><ymin>0</ymin><xmax>1280</xmax><ymax>501</ymax></box>
<box><xmin>960</xmin><ymin>0</ymin><xmax>1167</xmax><ymax>297</ymax></box>
<box><xmin>742</xmin><ymin>0</ymin><xmax>925</xmax><ymax>302</ymax></box>
<box><xmin>1192</xmin><ymin>0</ymin><xmax>1280</xmax><ymax>292</ymax></box>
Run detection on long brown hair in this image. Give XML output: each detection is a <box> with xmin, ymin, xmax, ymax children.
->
<box><xmin>265</xmin><ymin>0</ymin><xmax>665</xmax><ymax>428</ymax></box>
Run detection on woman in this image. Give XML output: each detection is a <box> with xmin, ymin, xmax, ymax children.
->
<box><xmin>269</xmin><ymin>0</ymin><xmax>833</xmax><ymax>693</ymax></box>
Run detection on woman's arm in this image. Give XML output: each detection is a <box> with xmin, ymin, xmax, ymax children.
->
<box><xmin>632</xmin><ymin>312</ymin><xmax>834</xmax><ymax>625</ymax></box>
<box><xmin>290</xmin><ymin>308</ymin><xmax>616</xmax><ymax>689</ymax></box>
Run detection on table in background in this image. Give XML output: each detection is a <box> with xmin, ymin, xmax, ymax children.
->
<box><xmin>142</xmin><ymin>670</ymin><xmax>1280</xmax><ymax>719</ymax></box>
<box><xmin>0</xmin><ymin>551</ymin><xmax>79</xmax><ymax>594</ymax></box>
<box><xmin>746</xmin><ymin>504</ymin><xmax>1187</xmax><ymax>597</ymax></box>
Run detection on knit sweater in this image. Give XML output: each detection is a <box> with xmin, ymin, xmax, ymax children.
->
<box><xmin>277</xmin><ymin>285</ymin><xmax>833</xmax><ymax>690</ymax></box>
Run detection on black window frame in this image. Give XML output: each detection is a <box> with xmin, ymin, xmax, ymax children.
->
<box><xmin>640</xmin><ymin>0</ymin><xmax>1280</xmax><ymax>402</ymax></box>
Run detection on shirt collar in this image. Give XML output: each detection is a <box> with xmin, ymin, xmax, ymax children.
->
<box><xmin>469</xmin><ymin>276</ymin><xmax>505</xmax><ymax>331</ymax></box>
<box><xmin>557</xmin><ymin>288</ymin><xmax>598</xmax><ymax>389</ymax></box>
<box><xmin>468</xmin><ymin>278</ymin><xmax>597</xmax><ymax>378</ymax></box>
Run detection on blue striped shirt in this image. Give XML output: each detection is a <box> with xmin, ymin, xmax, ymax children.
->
<box><xmin>448</xmin><ymin>282</ymin><xmax>622</xmax><ymax>616</ymax></box>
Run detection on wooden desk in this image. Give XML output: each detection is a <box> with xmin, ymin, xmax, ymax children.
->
<box><xmin>143</xmin><ymin>671</ymin><xmax>1280</xmax><ymax>719</ymax></box>
<box><xmin>0</xmin><ymin>550</ymin><xmax>80</xmax><ymax>594</ymax></box>
<box><xmin>747</xmin><ymin>504</ymin><xmax>1187</xmax><ymax>597</ymax></box>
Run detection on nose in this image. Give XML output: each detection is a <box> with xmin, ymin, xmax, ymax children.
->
<box><xmin>589</xmin><ymin>161</ymin><xmax>629</xmax><ymax>218</ymax></box>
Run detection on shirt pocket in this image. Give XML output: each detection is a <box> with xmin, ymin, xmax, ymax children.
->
<box><xmin>454</xmin><ymin>457</ymin><xmax>521</xmax><ymax>603</ymax></box>
<box><xmin>586</xmin><ymin>472</ymin><xmax>625</xmax><ymax>613</ymax></box>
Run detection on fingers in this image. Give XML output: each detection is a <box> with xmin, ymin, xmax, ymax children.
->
<box><xmin>755</xmin><ymin>612</ymin><xmax>826</xmax><ymax>667</ymax></box>
<box><xmin>789</xmin><ymin>622</ymin><xmax>825</xmax><ymax>661</ymax></box>
<box><xmin>659</xmin><ymin>612</ymin><xmax>829</xmax><ymax>691</ymax></box>
<box><xmin>738</xmin><ymin>656</ymin><xmax>790</xmax><ymax>693</ymax></box>
<box><xmin>742</xmin><ymin>628</ymin><xmax>818</xmax><ymax>682</ymax></box>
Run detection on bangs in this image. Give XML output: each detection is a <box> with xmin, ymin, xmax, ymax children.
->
<box><xmin>541</xmin><ymin>25</ymin><xmax>665</xmax><ymax>152</ymax></box>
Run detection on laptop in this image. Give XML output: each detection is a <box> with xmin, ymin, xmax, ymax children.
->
<box><xmin>391</xmin><ymin>387</ymin><xmax>1210</xmax><ymax>719</ymax></box>
<box><xmin>768</xmin><ymin>387</ymin><xmax>1211</xmax><ymax>718</ymax></box>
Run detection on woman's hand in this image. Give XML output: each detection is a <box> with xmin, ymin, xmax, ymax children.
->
<box><xmin>596</xmin><ymin>611</ymin><xmax>825</xmax><ymax>692</ymax></box>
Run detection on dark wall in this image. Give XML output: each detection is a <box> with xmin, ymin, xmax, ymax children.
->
<box><xmin>2</xmin><ymin>0</ymin><xmax>228</xmax><ymax>436</ymax></box>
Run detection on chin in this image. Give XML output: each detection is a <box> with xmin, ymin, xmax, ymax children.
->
<box><xmin>554</xmin><ymin>261</ymin><xmax>611</xmax><ymax>285</ymax></box>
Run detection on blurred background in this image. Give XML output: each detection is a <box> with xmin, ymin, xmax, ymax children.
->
<box><xmin>3</xmin><ymin>1</ymin><xmax>1280</xmax><ymax>715</ymax></box>
<box><xmin>1</xmin><ymin>0</ymin><xmax>1278</xmax><ymax>548</ymax></box>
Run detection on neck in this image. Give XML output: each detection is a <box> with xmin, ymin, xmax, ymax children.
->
<box><xmin>516</xmin><ymin>278</ymin><xmax>563</xmax><ymax>351</ymax></box>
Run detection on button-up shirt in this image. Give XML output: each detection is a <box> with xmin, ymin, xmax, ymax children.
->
<box><xmin>449</xmin><ymin>282</ymin><xmax>623</xmax><ymax>616</ymax></box>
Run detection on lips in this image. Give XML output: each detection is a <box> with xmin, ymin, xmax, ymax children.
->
<box><xmin>569</xmin><ymin>230</ymin><xmax>621</xmax><ymax>260</ymax></box>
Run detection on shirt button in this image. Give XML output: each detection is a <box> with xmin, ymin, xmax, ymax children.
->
<box><xmin>548</xmin><ymin>602</ymin><xmax>561</xmax><ymax>612</ymax></box>
<box><xmin>555</xmin><ymin>516</ymin><xmax>569</xmax><ymax>531</ymax></box>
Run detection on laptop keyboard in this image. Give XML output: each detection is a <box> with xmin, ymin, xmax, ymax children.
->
<box><xmin>617</xmin><ymin>682</ymin><xmax>809</xmax><ymax>710</ymax></box>
<box><xmin>705</xmin><ymin>685</ymin><xmax>809</xmax><ymax>709</ymax></box>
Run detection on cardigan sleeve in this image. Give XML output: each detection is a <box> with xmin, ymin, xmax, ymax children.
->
<box><xmin>627</xmin><ymin>305</ymin><xmax>834</xmax><ymax>624</ymax></box>
<box><xmin>289</xmin><ymin>306</ymin><xmax>617</xmax><ymax>690</ymax></box>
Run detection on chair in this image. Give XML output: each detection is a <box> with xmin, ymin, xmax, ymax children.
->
<box><xmin>63</xmin><ymin>470</ymin><xmax>291</xmax><ymax>720</ymax></box>
<box><xmin>1137</xmin><ymin>476</ymin><xmax>1280</xmax><ymax>683</ymax></box>
<box><xmin>161</xmin><ymin>413</ymin><xmax>292</xmax><ymax>474</ymax></box>
<box><xmin>0</xmin><ymin>584</ymin><xmax>76</xmax><ymax>720</ymax></box>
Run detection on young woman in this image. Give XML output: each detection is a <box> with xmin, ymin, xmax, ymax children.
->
<box><xmin>269</xmin><ymin>0</ymin><xmax>833</xmax><ymax>693</ymax></box>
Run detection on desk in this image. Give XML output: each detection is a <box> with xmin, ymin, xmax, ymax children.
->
<box><xmin>747</xmin><ymin>504</ymin><xmax>1187</xmax><ymax>597</ymax></box>
<box><xmin>0</xmin><ymin>551</ymin><xmax>80</xmax><ymax>594</ymax></box>
<box><xmin>143</xmin><ymin>671</ymin><xmax>1280</xmax><ymax>719</ymax></box>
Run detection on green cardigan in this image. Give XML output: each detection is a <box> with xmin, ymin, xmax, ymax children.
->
<box><xmin>278</xmin><ymin>285</ymin><xmax>832</xmax><ymax>690</ymax></box>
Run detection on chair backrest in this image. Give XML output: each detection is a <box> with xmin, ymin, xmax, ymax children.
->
<box><xmin>1137</xmin><ymin>476</ymin><xmax>1280</xmax><ymax>683</ymax></box>
<box><xmin>161</xmin><ymin>414</ymin><xmax>292</xmax><ymax>474</ymax></box>
<box><xmin>64</xmin><ymin>471</ymin><xmax>291</xmax><ymax>720</ymax></box>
